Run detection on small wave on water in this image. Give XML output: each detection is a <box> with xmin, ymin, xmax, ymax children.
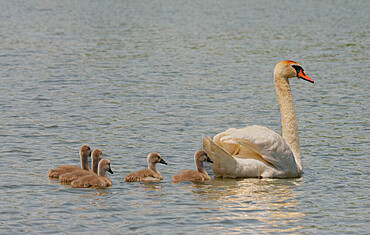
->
<box><xmin>0</xmin><ymin>0</ymin><xmax>369</xmax><ymax>234</ymax></box>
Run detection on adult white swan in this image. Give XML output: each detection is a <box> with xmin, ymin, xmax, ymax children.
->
<box><xmin>202</xmin><ymin>60</ymin><xmax>314</xmax><ymax>178</ymax></box>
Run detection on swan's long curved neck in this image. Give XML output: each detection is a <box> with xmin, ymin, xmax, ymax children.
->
<box><xmin>195</xmin><ymin>160</ymin><xmax>208</xmax><ymax>176</ymax></box>
<box><xmin>274</xmin><ymin>74</ymin><xmax>302</xmax><ymax>171</ymax></box>
<box><xmin>80</xmin><ymin>153</ymin><xmax>90</xmax><ymax>171</ymax></box>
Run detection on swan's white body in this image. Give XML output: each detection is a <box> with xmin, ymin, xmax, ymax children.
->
<box><xmin>203</xmin><ymin>60</ymin><xmax>314</xmax><ymax>178</ymax></box>
<box><xmin>203</xmin><ymin>126</ymin><xmax>299</xmax><ymax>178</ymax></box>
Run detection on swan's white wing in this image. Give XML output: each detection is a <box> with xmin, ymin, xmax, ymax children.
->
<box><xmin>213</xmin><ymin>125</ymin><xmax>299</xmax><ymax>174</ymax></box>
<box><xmin>202</xmin><ymin>136</ymin><xmax>237</xmax><ymax>177</ymax></box>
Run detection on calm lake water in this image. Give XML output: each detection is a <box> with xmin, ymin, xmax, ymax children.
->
<box><xmin>0</xmin><ymin>0</ymin><xmax>369</xmax><ymax>234</ymax></box>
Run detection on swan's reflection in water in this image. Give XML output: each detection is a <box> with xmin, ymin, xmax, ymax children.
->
<box><xmin>183</xmin><ymin>178</ymin><xmax>304</xmax><ymax>233</ymax></box>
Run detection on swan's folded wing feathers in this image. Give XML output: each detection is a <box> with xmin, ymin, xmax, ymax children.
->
<box><xmin>203</xmin><ymin>136</ymin><xmax>235</xmax><ymax>162</ymax></box>
<box><xmin>202</xmin><ymin>136</ymin><xmax>237</xmax><ymax>177</ymax></box>
<box><xmin>232</xmin><ymin>138</ymin><xmax>275</xmax><ymax>167</ymax></box>
<box><xmin>216</xmin><ymin>125</ymin><xmax>297</xmax><ymax>171</ymax></box>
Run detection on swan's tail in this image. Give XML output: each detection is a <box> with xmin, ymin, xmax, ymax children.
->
<box><xmin>202</xmin><ymin>136</ymin><xmax>237</xmax><ymax>178</ymax></box>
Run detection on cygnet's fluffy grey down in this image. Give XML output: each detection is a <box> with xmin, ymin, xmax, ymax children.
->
<box><xmin>48</xmin><ymin>145</ymin><xmax>91</xmax><ymax>178</ymax></box>
<box><xmin>71</xmin><ymin>159</ymin><xmax>113</xmax><ymax>188</ymax></box>
<box><xmin>172</xmin><ymin>149</ymin><xmax>213</xmax><ymax>183</ymax></box>
<box><xmin>124</xmin><ymin>152</ymin><xmax>167</xmax><ymax>182</ymax></box>
<box><xmin>59</xmin><ymin>148</ymin><xmax>103</xmax><ymax>183</ymax></box>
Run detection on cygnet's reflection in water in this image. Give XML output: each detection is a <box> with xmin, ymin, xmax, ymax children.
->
<box><xmin>182</xmin><ymin>178</ymin><xmax>304</xmax><ymax>233</ymax></box>
<box><xmin>72</xmin><ymin>190</ymin><xmax>110</xmax><ymax>211</ymax></box>
<box><xmin>139</xmin><ymin>182</ymin><xmax>163</xmax><ymax>191</ymax></box>
<box><xmin>79</xmin><ymin>190</ymin><xmax>108</xmax><ymax>198</ymax></box>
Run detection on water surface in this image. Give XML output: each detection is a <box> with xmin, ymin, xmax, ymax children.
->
<box><xmin>0</xmin><ymin>0</ymin><xmax>369</xmax><ymax>234</ymax></box>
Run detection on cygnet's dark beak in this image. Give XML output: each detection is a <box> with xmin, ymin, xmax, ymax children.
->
<box><xmin>108</xmin><ymin>168</ymin><xmax>113</xmax><ymax>174</ymax></box>
<box><xmin>206</xmin><ymin>156</ymin><xmax>213</xmax><ymax>163</ymax></box>
<box><xmin>159</xmin><ymin>158</ymin><xmax>167</xmax><ymax>165</ymax></box>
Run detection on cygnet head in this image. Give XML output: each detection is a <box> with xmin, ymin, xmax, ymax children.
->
<box><xmin>98</xmin><ymin>159</ymin><xmax>113</xmax><ymax>175</ymax></box>
<box><xmin>195</xmin><ymin>149</ymin><xmax>213</xmax><ymax>163</ymax></box>
<box><xmin>91</xmin><ymin>148</ymin><xmax>103</xmax><ymax>173</ymax></box>
<box><xmin>91</xmin><ymin>149</ymin><xmax>103</xmax><ymax>162</ymax></box>
<box><xmin>147</xmin><ymin>152</ymin><xmax>167</xmax><ymax>166</ymax></box>
<box><xmin>274</xmin><ymin>60</ymin><xmax>314</xmax><ymax>83</ymax></box>
<box><xmin>80</xmin><ymin>145</ymin><xmax>91</xmax><ymax>157</ymax></box>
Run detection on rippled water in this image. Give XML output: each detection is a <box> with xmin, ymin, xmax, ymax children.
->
<box><xmin>0</xmin><ymin>0</ymin><xmax>369</xmax><ymax>234</ymax></box>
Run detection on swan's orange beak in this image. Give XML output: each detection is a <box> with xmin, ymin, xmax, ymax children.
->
<box><xmin>298</xmin><ymin>70</ymin><xmax>314</xmax><ymax>83</ymax></box>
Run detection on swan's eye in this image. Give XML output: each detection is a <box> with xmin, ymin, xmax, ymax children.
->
<box><xmin>291</xmin><ymin>65</ymin><xmax>303</xmax><ymax>74</ymax></box>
